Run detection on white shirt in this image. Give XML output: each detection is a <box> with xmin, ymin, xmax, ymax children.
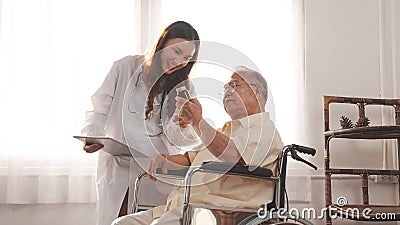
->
<box><xmin>82</xmin><ymin>55</ymin><xmax>197</xmax><ymax>157</ymax></box>
<box><xmin>153</xmin><ymin>112</ymin><xmax>284</xmax><ymax>218</ymax></box>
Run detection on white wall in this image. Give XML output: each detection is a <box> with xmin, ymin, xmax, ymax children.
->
<box><xmin>290</xmin><ymin>0</ymin><xmax>400</xmax><ymax>224</ymax></box>
<box><xmin>395</xmin><ymin>1</ymin><xmax>400</xmax><ymax>97</ymax></box>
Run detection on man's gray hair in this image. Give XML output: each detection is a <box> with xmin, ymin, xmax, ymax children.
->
<box><xmin>234</xmin><ymin>66</ymin><xmax>268</xmax><ymax>100</ymax></box>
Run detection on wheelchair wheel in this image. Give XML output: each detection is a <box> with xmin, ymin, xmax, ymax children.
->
<box><xmin>237</xmin><ymin>214</ymin><xmax>259</xmax><ymax>224</ymax></box>
<box><xmin>238</xmin><ymin>212</ymin><xmax>313</xmax><ymax>225</ymax></box>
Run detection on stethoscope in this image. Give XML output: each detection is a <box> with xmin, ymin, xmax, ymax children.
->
<box><xmin>127</xmin><ymin>71</ymin><xmax>144</xmax><ymax>114</ymax></box>
<box><xmin>127</xmin><ymin>68</ymin><xmax>165</xmax><ymax>137</ymax></box>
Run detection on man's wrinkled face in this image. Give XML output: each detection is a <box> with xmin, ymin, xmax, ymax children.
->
<box><xmin>223</xmin><ymin>73</ymin><xmax>259</xmax><ymax>120</ymax></box>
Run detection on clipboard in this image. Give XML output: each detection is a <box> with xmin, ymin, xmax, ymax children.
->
<box><xmin>73</xmin><ymin>136</ymin><xmax>147</xmax><ymax>158</ymax></box>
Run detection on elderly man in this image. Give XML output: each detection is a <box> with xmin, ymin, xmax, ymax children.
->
<box><xmin>112</xmin><ymin>67</ymin><xmax>283</xmax><ymax>225</ymax></box>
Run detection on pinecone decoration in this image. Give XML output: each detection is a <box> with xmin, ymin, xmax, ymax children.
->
<box><xmin>340</xmin><ymin>116</ymin><xmax>354</xmax><ymax>129</ymax></box>
<box><xmin>355</xmin><ymin>117</ymin><xmax>370</xmax><ymax>127</ymax></box>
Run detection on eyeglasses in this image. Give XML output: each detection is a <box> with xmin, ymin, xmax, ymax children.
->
<box><xmin>223</xmin><ymin>81</ymin><xmax>258</xmax><ymax>93</ymax></box>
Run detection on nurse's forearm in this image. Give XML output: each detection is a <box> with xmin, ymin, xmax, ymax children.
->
<box><xmin>192</xmin><ymin>119</ymin><xmax>244</xmax><ymax>164</ymax></box>
<box><xmin>164</xmin><ymin>153</ymin><xmax>191</xmax><ymax>168</ymax></box>
<box><xmin>164</xmin><ymin>116</ymin><xmax>199</xmax><ymax>146</ymax></box>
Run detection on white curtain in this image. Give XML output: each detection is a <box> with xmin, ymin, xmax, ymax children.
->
<box><xmin>378</xmin><ymin>0</ymin><xmax>400</xmax><ymax>171</ymax></box>
<box><xmin>0</xmin><ymin>0</ymin><xmax>139</xmax><ymax>204</ymax></box>
<box><xmin>0</xmin><ymin>0</ymin><xmax>307</xmax><ymax>204</ymax></box>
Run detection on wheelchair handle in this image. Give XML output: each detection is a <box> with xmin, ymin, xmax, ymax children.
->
<box><xmin>286</xmin><ymin>144</ymin><xmax>318</xmax><ymax>170</ymax></box>
<box><xmin>289</xmin><ymin>144</ymin><xmax>316</xmax><ymax>156</ymax></box>
<box><xmin>291</xmin><ymin>150</ymin><xmax>318</xmax><ymax>170</ymax></box>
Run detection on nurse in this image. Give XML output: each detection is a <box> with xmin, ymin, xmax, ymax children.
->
<box><xmin>81</xmin><ymin>21</ymin><xmax>200</xmax><ymax>225</ymax></box>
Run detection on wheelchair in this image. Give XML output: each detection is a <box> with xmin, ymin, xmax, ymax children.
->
<box><xmin>132</xmin><ymin>144</ymin><xmax>317</xmax><ymax>225</ymax></box>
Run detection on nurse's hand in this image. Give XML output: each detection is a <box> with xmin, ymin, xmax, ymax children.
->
<box><xmin>173</xmin><ymin>96</ymin><xmax>190</xmax><ymax>128</ymax></box>
<box><xmin>177</xmin><ymin>97</ymin><xmax>203</xmax><ymax>128</ymax></box>
<box><xmin>147</xmin><ymin>154</ymin><xmax>169</xmax><ymax>181</ymax></box>
<box><xmin>83</xmin><ymin>143</ymin><xmax>104</xmax><ymax>153</ymax></box>
<box><xmin>173</xmin><ymin>112</ymin><xmax>189</xmax><ymax>128</ymax></box>
<box><xmin>147</xmin><ymin>154</ymin><xmax>191</xmax><ymax>181</ymax></box>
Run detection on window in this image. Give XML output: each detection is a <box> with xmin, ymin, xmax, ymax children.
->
<box><xmin>0</xmin><ymin>0</ymin><xmax>138</xmax><ymax>203</ymax></box>
<box><xmin>158</xmin><ymin>0</ymin><xmax>299</xmax><ymax>143</ymax></box>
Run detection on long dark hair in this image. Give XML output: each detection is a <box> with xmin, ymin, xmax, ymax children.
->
<box><xmin>144</xmin><ymin>21</ymin><xmax>200</xmax><ymax>120</ymax></box>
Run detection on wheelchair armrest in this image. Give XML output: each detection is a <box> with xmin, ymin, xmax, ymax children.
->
<box><xmin>181</xmin><ymin>162</ymin><xmax>277</xmax><ymax>209</ymax></box>
<box><xmin>132</xmin><ymin>168</ymin><xmax>189</xmax><ymax>213</ymax></box>
<box><xmin>199</xmin><ymin>161</ymin><xmax>273</xmax><ymax>179</ymax></box>
<box><xmin>155</xmin><ymin>168</ymin><xmax>189</xmax><ymax>177</ymax></box>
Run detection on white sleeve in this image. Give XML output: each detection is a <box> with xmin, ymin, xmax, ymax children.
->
<box><xmin>162</xmin><ymin>81</ymin><xmax>201</xmax><ymax>148</ymax></box>
<box><xmin>81</xmin><ymin>61</ymin><xmax>119</xmax><ymax>136</ymax></box>
<box><xmin>163</xmin><ymin>118</ymin><xmax>201</xmax><ymax>148</ymax></box>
